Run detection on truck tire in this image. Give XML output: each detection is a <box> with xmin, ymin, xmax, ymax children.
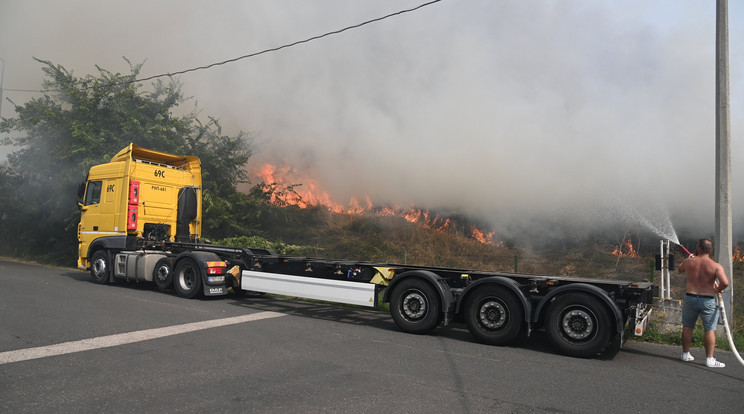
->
<box><xmin>173</xmin><ymin>258</ymin><xmax>203</xmax><ymax>299</ymax></box>
<box><xmin>545</xmin><ymin>293</ymin><xmax>612</xmax><ymax>358</ymax></box>
<box><xmin>464</xmin><ymin>286</ymin><xmax>523</xmax><ymax>345</ymax></box>
<box><xmin>90</xmin><ymin>250</ymin><xmax>111</xmax><ymax>285</ymax></box>
<box><xmin>153</xmin><ymin>258</ymin><xmax>173</xmax><ymax>290</ymax></box>
<box><xmin>389</xmin><ymin>279</ymin><xmax>442</xmax><ymax>334</ymax></box>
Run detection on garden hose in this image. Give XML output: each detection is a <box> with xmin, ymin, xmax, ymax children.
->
<box><xmin>717</xmin><ymin>292</ymin><xmax>744</xmax><ymax>367</ymax></box>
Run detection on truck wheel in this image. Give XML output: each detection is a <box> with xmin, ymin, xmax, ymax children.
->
<box><xmin>153</xmin><ymin>258</ymin><xmax>173</xmax><ymax>290</ymax></box>
<box><xmin>173</xmin><ymin>258</ymin><xmax>203</xmax><ymax>299</ymax></box>
<box><xmin>90</xmin><ymin>250</ymin><xmax>111</xmax><ymax>284</ymax></box>
<box><xmin>545</xmin><ymin>293</ymin><xmax>612</xmax><ymax>358</ymax></box>
<box><xmin>389</xmin><ymin>279</ymin><xmax>442</xmax><ymax>334</ymax></box>
<box><xmin>464</xmin><ymin>286</ymin><xmax>523</xmax><ymax>345</ymax></box>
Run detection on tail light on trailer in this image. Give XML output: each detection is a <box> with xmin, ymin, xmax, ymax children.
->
<box><xmin>206</xmin><ymin>261</ymin><xmax>227</xmax><ymax>283</ymax></box>
<box><xmin>206</xmin><ymin>261</ymin><xmax>227</xmax><ymax>275</ymax></box>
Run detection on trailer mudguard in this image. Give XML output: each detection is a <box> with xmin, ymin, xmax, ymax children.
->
<box><xmin>534</xmin><ymin>283</ymin><xmax>624</xmax><ymax>334</ymax></box>
<box><xmin>383</xmin><ymin>270</ymin><xmax>454</xmax><ymax>325</ymax></box>
<box><xmin>456</xmin><ymin>276</ymin><xmax>532</xmax><ymax>323</ymax></box>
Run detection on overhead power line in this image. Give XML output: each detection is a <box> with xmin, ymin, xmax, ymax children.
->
<box><xmin>1</xmin><ymin>0</ymin><xmax>443</xmax><ymax>94</ymax></box>
<box><xmin>135</xmin><ymin>0</ymin><xmax>443</xmax><ymax>83</ymax></box>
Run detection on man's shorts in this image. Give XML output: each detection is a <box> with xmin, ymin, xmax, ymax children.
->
<box><xmin>682</xmin><ymin>293</ymin><xmax>719</xmax><ymax>331</ymax></box>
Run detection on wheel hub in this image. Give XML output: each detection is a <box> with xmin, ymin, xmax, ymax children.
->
<box><xmin>179</xmin><ymin>269</ymin><xmax>195</xmax><ymax>290</ymax></box>
<box><xmin>479</xmin><ymin>300</ymin><xmax>506</xmax><ymax>329</ymax></box>
<box><xmin>402</xmin><ymin>292</ymin><xmax>426</xmax><ymax>320</ymax></box>
<box><xmin>156</xmin><ymin>266</ymin><xmax>169</xmax><ymax>282</ymax></box>
<box><xmin>92</xmin><ymin>259</ymin><xmax>106</xmax><ymax>277</ymax></box>
<box><xmin>562</xmin><ymin>309</ymin><xmax>593</xmax><ymax>340</ymax></box>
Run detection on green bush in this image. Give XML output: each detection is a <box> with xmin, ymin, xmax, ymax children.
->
<box><xmin>214</xmin><ymin>235</ymin><xmax>320</xmax><ymax>256</ymax></box>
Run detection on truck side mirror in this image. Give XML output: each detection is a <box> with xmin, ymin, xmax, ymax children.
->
<box><xmin>77</xmin><ymin>181</ymin><xmax>87</xmax><ymax>203</ymax></box>
<box><xmin>77</xmin><ymin>181</ymin><xmax>87</xmax><ymax>210</ymax></box>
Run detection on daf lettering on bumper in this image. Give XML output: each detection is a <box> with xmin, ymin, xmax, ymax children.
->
<box><xmin>206</xmin><ymin>287</ymin><xmax>226</xmax><ymax>296</ymax></box>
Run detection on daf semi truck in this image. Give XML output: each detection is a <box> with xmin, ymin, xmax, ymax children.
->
<box><xmin>77</xmin><ymin>144</ymin><xmax>656</xmax><ymax>357</ymax></box>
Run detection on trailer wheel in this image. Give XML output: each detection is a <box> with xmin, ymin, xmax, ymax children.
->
<box><xmin>545</xmin><ymin>293</ymin><xmax>612</xmax><ymax>358</ymax></box>
<box><xmin>90</xmin><ymin>250</ymin><xmax>111</xmax><ymax>284</ymax></box>
<box><xmin>173</xmin><ymin>258</ymin><xmax>203</xmax><ymax>299</ymax></box>
<box><xmin>153</xmin><ymin>258</ymin><xmax>173</xmax><ymax>290</ymax></box>
<box><xmin>390</xmin><ymin>279</ymin><xmax>442</xmax><ymax>334</ymax></box>
<box><xmin>464</xmin><ymin>286</ymin><xmax>523</xmax><ymax>345</ymax></box>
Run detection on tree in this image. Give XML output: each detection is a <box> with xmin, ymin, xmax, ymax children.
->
<box><xmin>0</xmin><ymin>58</ymin><xmax>254</xmax><ymax>264</ymax></box>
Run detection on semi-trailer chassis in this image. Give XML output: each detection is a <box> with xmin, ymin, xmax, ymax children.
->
<box><xmin>77</xmin><ymin>144</ymin><xmax>656</xmax><ymax>357</ymax></box>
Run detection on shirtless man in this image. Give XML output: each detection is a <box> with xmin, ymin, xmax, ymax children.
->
<box><xmin>677</xmin><ymin>238</ymin><xmax>730</xmax><ymax>368</ymax></box>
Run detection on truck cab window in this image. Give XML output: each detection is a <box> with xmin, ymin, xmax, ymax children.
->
<box><xmin>85</xmin><ymin>181</ymin><xmax>102</xmax><ymax>205</ymax></box>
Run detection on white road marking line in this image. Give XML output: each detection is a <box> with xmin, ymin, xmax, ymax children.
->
<box><xmin>0</xmin><ymin>311</ymin><xmax>285</xmax><ymax>365</ymax></box>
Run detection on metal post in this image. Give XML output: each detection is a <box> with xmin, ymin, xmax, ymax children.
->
<box><xmin>659</xmin><ymin>240</ymin><xmax>666</xmax><ymax>300</ymax></box>
<box><xmin>0</xmin><ymin>58</ymin><xmax>5</xmax><ymax>118</ymax></box>
<box><xmin>665</xmin><ymin>240</ymin><xmax>672</xmax><ymax>300</ymax></box>
<box><xmin>714</xmin><ymin>0</ymin><xmax>733</xmax><ymax>317</ymax></box>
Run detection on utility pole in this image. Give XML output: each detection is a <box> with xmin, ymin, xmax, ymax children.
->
<box><xmin>714</xmin><ymin>0</ymin><xmax>733</xmax><ymax>317</ymax></box>
<box><xmin>0</xmin><ymin>58</ymin><xmax>5</xmax><ymax>118</ymax></box>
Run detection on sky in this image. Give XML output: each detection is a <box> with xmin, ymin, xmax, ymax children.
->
<box><xmin>1</xmin><ymin>0</ymin><xmax>742</xmax><ymax>243</ymax></box>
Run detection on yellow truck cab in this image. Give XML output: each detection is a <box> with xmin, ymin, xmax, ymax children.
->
<box><xmin>76</xmin><ymin>144</ymin><xmax>228</xmax><ymax>297</ymax></box>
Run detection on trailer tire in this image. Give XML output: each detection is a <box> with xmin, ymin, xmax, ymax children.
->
<box><xmin>390</xmin><ymin>279</ymin><xmax>442</xmax><ymax>334</ymax></box>
<box><xmin>545</xmin><ymin>293</ymin><xmax>612</xmax><ymax>358</ymax></box>
<box><xmin>173</xmin><ymin>258</ymin><xmax>203</xmax><ymax>299</ymax></box>
<box><xmin>153</xmin><ymin>258</ymin><xmax>173</xmax><ymax>290</ymax></box>
<box><xmin>90</xmin><ymin>250</ymin><xmax>111</xmax><ymax>285</ymax></box>
<box><xmin>464</xmin><ymin>286</ymin><xmax>523</xmax><ymax>345</ymax></box>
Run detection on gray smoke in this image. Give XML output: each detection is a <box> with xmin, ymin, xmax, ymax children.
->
<box><xmin>1</xmin><ymin>0</ymin><xmax>742</xmax><ymax>242</ymax></box>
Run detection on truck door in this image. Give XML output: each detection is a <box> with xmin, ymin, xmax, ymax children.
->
<box><xmin>78</xmin><ymin>180</ymin><xmax>103</xmax><ymax>262</ymax></box>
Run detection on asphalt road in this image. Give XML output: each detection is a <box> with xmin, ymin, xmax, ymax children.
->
<box><xmin>1</xmin><ymin>260</ymin><xmax>742</xmax><ymax>413</ymax></box>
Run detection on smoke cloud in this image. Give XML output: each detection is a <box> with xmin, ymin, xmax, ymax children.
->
<box><xmin>1</xmin><ymin>0</ymin><xmax>742</xmax><ymax>242</ymax></box>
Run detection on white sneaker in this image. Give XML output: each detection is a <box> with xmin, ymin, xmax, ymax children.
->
<box><xmin>681</xmin><ymin>353</ymin><xmax>694</xmax><ymax>362</ymax></box>
<box><xmin>706</xmin><ymin>358</ymin><xmax>725</xmax><ymax>368</ymax></box>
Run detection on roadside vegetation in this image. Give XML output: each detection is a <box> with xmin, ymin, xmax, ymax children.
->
<box><xmin>0</xmin><ymin>59</ymin><xmax>264</xmax><ymax>264</ymax></box>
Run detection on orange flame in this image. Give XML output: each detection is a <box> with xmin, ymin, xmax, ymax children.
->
<box><xmin>611</xmin><ymin>239</ymin><xmax>638</xmax><ymax>257</ymax></box>
<box><xmin>733</xmin><ymin>246</ymin><xmax>744</xmax><ymax>262</ymax></box>
<box><xmin>257</xmin><ymin>164</ymin><xmax>350</xmax><ymax>211</ymax></box>
<box><xmin>471</xmin><ymin>226</ymin><xmax>495</xmax><ymax>245</ymax></box>
<box><xmin>251</xmin><ymin>163</ymin><xmax>499</xmax><ymax>243</ymax></box>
